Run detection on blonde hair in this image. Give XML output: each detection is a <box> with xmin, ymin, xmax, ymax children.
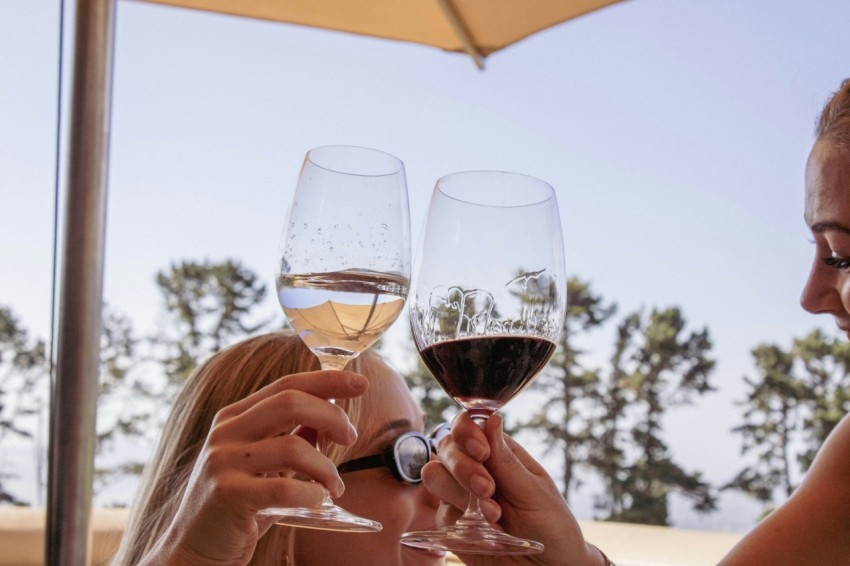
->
<box><xmin>816</xmin><ymin>78</ymin><xmax>850</xmax><ymax>148</ymax></box>
<box><xmin>113</xmin><ymin>331</ymin><xmax>375</xmax><ymax>565</ymax></box>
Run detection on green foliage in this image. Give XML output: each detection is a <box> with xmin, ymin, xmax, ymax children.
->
<box><xmin>514</xmin><ymin>277</ymin><xmax>616</xmax><ymax>502</ymax></box>
<box><xmin>511</xmin><ymin>281</ymin><xmax>717</xmax><ymax>525</ymax></box>
<box><xmin>592</xmin><ymin>306</ymin><xmax>717</xmax><ymax>524</ymax></box>
<box><xmin>0</xmin><ymin>306</ymin><xmax>48</xmax><ymax>505</ymax></box>
<box><xmin>94</xmin><ymin>305</ymin><xmax>161</xmax><ymax>501</ymax></box>
<box><xmin>153</xmin><ymin>258</ymin><xmax>271</xmax><ymax>384</ymax></box>
<box><xmin>6</xmin><ymin>259</ymin><xmax>847</xmax><ymax>525</ymax></box>
<box><xmin>727</xmin><ymin>329</ymin><xmax>850</xmax><ymax>508</ymax></box>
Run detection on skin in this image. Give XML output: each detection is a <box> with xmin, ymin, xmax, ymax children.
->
<box><xmin>140</xmin><ymin>370</ymin><xmax>367</xmax><ymax>565</ymax></box>
<box><xmin>294</xmin><ymin>359</ymin><xmax>444</xmax><ymax>566</ymax></box>
<box><xmin>800</xmin><ymin>140</ymin><xmax>850</xmax><ymax>334</ymax></box>
<box><xmin>423</xmin><ymin>413</ymin><xmax>606</xmax><ymax>566</ymax></box>
<box><xmin>717</xmin><ymin>139</ymin><xmax>850</xmax><ymax>565</ymax></box>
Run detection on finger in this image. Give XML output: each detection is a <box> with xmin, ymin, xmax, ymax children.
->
<box><xmin>421</xmin><ymin>460</ymin><xmax>469</xmax><ymax>511</ymax></box>
<box><xmin>246</xmin><ymin>475</ymin><xmax>333</xmax><ymax>512</ymax></box>
<box><xmin>483</xmin><ymin>414</ymin><xmax>547</xmax><ymax>479</ymax></box>
<box><xmin>449</xmin><ymin>412</ymin><xmax>490</xmax><ymax>462</ymax></box>
<box><xmin>423</xmin><ymin>459</ymin><xmax>502</xmax><ymax>523</ymax></box>
<box><xmin>206</xmin><ymin>435</ymin><xmax>346</xmax><ymax>498</ymax></box>
<box><xmin>219</xmin><ymin>370</ymin><xmax>368</xmax><ymax>419</ymax></box>
<box><xmin>435</xmin><ymin>426</ymin><xmax>495</xmax><ymax>499</ymax></box>
<box><xmin>224</xmin><ymin>389</ymin><xmax>358</xmax><ymax>444</ymax></box>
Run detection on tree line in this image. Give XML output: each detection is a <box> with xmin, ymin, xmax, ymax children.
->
<box><xmin>1</xmin><ymin>258</ymin><xmax>848</xmax><ymax>525</ymax></box>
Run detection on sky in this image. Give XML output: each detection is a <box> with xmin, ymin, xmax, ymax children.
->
<box><xmin>2</xmin><ymin>0</ymin><xmax>850</xmax><ymax>533</ymax></box>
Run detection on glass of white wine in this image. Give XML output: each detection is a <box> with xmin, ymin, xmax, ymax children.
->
<box><xmin>267</xmin><ymin>145</ymin><xmax>410</xmax><ymax>532</ymax></box>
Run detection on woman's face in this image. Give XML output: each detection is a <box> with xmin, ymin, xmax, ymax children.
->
<box><xmin>801</xmin><ymin>139</ymin><xmax>850</xmax><ymax>338</ymax></box>
<box><xmin>294</xmin><ymin>357</ymin><xmax>444</xmax><ymax>565</ymax></box>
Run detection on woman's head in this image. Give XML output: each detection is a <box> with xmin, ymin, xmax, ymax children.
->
<box><xmin>115</xmin><ymin>331</ymin><xmax>442</xmax><ymax>565</ymax></box>
<box><xmin>801</xmin><ymin>79</ymin><xmax>850</xmax><ymax>335</ymax></box>
<box><xmin>293</xmin><ymin>356</ymin><xmax>444</xmax><ymax>566</ymax></box>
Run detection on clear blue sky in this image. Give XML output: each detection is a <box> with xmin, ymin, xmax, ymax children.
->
<box><xmin>2</xmin><ymin>0</ymin><xmax>850</xmax><ymax>531</ymax></box>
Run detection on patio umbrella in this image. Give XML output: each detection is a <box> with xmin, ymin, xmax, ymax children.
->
<box><xmin>138</xmin><ymin>0</ymin><xmax>623</xmax><ymax>69</ymax></box>
<box><xmin>48</xmin><ymin>1</ymin><xmax>622</xmax><ymax>564</ymax></box>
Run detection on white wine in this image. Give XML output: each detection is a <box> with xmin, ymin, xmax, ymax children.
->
<box><xmin>278</xmin><ymin>269</ymin><xmax>409</xmax><ymax>359</ymax></box>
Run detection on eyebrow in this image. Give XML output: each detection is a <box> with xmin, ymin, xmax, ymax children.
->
<box><xmin>811</xmin><ymin>221</ymin><xmax>850</xmax><ymax>236</ymax></box>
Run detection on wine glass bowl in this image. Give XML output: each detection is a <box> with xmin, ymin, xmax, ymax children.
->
<box><xmin>403</xmin><ymin>170</ymin><xmax>566</xmax><ymax>554</ymax></box>
<box><xmin>267</xmin><ymin>145</ymin><xmax>410</xmax><ymax>531</ymax></box>
<box><xmin>277</xmin><ymin>145</ymin><xmax>411</xmax><ymax>370</ymax></box>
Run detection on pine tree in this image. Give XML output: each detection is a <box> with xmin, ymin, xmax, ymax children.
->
<box><xmin>514</xmin><ymin>277</ymin><xmax>616</xmax><ymax>501</ymax></box>
<box><xmin>595</xmin><ymin>307</ymin><xmax>716</xmax><ymax>525</ymax></box>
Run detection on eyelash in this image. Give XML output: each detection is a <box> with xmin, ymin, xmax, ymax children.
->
<box><xmin>824</xmin><ymin>255</ymin><xmax>850</xmax><ymax>270</ymax></box>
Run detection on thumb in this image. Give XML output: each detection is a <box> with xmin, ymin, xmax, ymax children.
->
<box><xmin>483</xmin><ymin>415</ymin><xmax>521</xmax><ymax>477</ymax></box>
<box><xmin>483</xmin><ymin>415</ymin><xmax>548</xmax><ymax>490</ymax></box>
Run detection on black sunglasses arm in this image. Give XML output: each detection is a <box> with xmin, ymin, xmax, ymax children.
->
<box><xmin>337</xmin><ymin>453</ymin><xmax>389</xmax><ymax>474</ymax></box>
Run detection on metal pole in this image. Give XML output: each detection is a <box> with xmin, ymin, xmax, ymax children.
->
<box><xmin>46</xmin><ymin>0</ymin><xmax>115</xmax><ymax>563</ymax></box>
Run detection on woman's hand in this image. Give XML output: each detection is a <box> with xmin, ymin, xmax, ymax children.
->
<box><xmin>422</xmin><ymin>412</ymin><xmax>605</xmax><ymax>566</ymax></box>
<box><xmin>142</xmin><ymin>370</ymin><xmax>368</xmax><ymax>566</ymax></box>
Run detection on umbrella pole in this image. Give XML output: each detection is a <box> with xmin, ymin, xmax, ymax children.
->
<box><xmin>46</xmin><ymin>0</ymin><xmax>115</xmax><ymax>564</ymax></box>
<box><xmin>435</xmin><ymin>0</ymin><xmax>485</xmax><ymax>70</ymax></box>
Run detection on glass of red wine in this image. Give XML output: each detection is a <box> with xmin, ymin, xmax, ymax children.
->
<box><xmin>402</xmin><ymin>170</ymin><xmax>566</xmax><ymax>555</ymax></box>
<box><xmin>263</xmin><ymin>145</ymin><xmax>411</xmax><ymax>532</ymax></box>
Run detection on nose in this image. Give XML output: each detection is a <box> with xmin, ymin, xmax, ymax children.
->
<box><xmin>800</xmin><ymin>259</ymin><xmax>840</xmax><ymax>314</ymax></box>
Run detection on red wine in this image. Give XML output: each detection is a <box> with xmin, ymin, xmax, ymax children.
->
<box><xmin>419</xmin><ymin>335</ymin><xmax>556</xmax><ymax>414</ymax></box>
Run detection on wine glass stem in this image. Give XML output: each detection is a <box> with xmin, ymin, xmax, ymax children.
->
<box><xmin>319</xmin><ymin>354</ymin><xmax>349</xmax><ymax>372</ymax></box>
<box><xmin>317</xmin><ymin>353</ymin><xmax>350</xmax><ymax>416</ymax></box>
<box><xmin>453</xmin><ymin>411</ymin><xmax>494</xmax><ymax>529</ymax></box>
<box><xmin>455</xmin><ymin>492</ymin><xmax>490</xmax><ymax>530</ymax></box>
<box><xmin>311</xmin><ymin>353</ymin><xmax>352</xmax><ymax>506</ymax></box>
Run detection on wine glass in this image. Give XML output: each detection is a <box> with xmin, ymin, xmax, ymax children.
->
<box><xmin>402</xmin><ymin>171</ymin><xmax>566</xmax><ymax>554</ymax></box>
<box><xmin>266</xmin><ymin>145</ymin><xmax>411</xmax><ymax>532</ymax></box>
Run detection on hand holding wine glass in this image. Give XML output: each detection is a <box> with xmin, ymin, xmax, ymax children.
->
<box><xmin>267</xmin><ymin>145</ymin><xmax>410</xmax><ymax>532</ymax></box>
<box><xmin>403</xmin><ymin>170</ymin><xmax>566</xmax><ymax>554</ymax></box>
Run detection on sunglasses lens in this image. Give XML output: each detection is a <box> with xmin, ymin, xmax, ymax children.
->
<box><xmin>396</xmin><ymin>435</ymin><xmax>430</xmax><ymax>482</ymax></box>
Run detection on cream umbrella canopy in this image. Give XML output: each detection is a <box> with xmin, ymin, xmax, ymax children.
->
<box><xmin>49</xmin><ymin>1</ymin><xmax>622</xmax><ymax>564</ymax></box>
<box><xmin>138</xmin><ymin>0</ymin><xmax>623</xmax><ymax>69</ymax></box>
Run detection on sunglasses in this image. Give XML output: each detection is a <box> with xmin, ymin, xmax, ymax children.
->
<box><xmin>337</xmin><ymin>423</ymin><xmax>452</xmax><ymax>485</ymax></box>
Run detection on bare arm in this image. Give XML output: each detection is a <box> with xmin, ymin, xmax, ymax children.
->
<box><xmin>719</xmin><ymin>413</ymin><xmax>850</xmax><ymax>566</ymax></box>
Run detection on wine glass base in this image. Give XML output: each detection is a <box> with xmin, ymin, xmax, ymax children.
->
<box><xmin>401</xmin><ymin>526</ymin><xmax>543</xmax><ymax>555</ymax></box>
<box><xmin>259</xmin><ymin>505</ymin><xmax>382</xmax><ymax>532</ymax></box>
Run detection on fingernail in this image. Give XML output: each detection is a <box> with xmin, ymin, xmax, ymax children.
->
<box><xmin>491</xmin><ymin>414</ymin><xmax>503</xmax><ymax>429</ymax></box>
<box><xmin>481</xmin><ymin>498</ymin><xmax>502</xmax><ymax>522</ymax></box>
<box><xmin>347</xmin><ymin>422</ymin><xmax>358</xmax><ymax>442</ymax></box>
<box><xmin>331</xmin><ymin>477</ymin><xmax>345</xmax><ymax>498</ymax></box>
<box><xmin>349</xmin><ymin>374</ymin><xmax>367</xmax><ymax>390</ymax></box>
<box><xmin>466</xmin><ymin>438</ymin><xmax>488</xmax><ymax>461</ymax></box>
<box><xmin>470</xmin><ymin>475</ymin><xmax>493</xmax><ymax>498</ymax></box>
